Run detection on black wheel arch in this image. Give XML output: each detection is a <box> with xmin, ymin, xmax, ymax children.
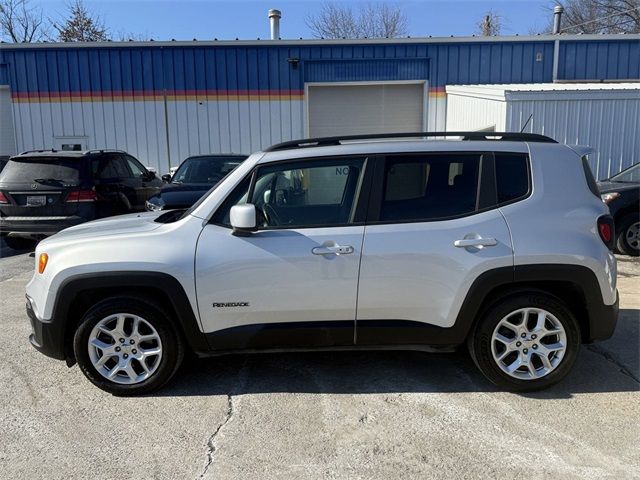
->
<box><xmin>52</xmin><ymin>271</ymin><xmax>210</xmax><ymax>362</ymax></box>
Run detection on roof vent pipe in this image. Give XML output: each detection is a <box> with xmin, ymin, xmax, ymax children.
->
<box><xmin>269</xmin><ymin>9</ymin><xmax>281</xmax><ymax>40</ymax></box>
<box><xmin>553</xmin><ymin>5</ymin><xmax>564</xmax><ymax>34</ymax></box>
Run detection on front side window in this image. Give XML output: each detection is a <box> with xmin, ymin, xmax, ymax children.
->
<box><xmin>125</xmin><ymin>155</ymin><xmax>147</xmax><ymax>179</ymax></box>
<box><xmin>213</xmin><ymin>157</ymin><xmax>366</xmax><ymax>229</ymax></box>
<box><xmin>380</xmin><ymin>154</ymin><xmax>480</xmax><ymax>222</ymax></box>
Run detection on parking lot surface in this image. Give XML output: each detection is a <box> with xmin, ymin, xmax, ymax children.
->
<box><xmin>0</xmin><ymin>250</ymin><xmax>638</xmax><ymax>479</ymax></box>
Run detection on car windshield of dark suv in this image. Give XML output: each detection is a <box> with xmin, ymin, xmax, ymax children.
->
<box><xmin>609</xmin><ymin>162</ymin><xmax>640</xmax><ymax>183</ymax></box>
<box><xmin>171</xmin><ymin>156</ymin><xmax>243</xmax><ymax>185</ymax></box>
<box><xmin>0</xmin><ymin>157</ymin><xmax>81</xmax><ymax>186</ymax></box>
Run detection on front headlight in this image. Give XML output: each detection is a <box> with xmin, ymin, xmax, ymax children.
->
<box><xmin>145</xmin><ymin>200</ymin><xmax>163</xmax><ymax>212</ymax></box>
<box><xmin>601</xmin><ymin>192</ymin><xmax>620</xmax><ymax>204</ymax></box>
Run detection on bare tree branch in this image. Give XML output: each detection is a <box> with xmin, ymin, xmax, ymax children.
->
<box><xmin>537</xmin><ymin>0</ymin><xmax>640</xmax><ymax>34</ymax></box>
<box><xmin>0</xmin><ymin>0</ymin><xmax>49</xmax><ymax>42</ymax></box>
<box><xmin>476</xmin><ymin>10</ymin><xmax>503</xmax><ymax>36</ymax></box>
<box><xmin>52</xmin><ymin>0</ymin><xmax>109</xmax><ymax>42</ymax></box>
<box><xmin>306</xmin><ymin>2</ymin><xmax>408</xmax><ymax>39</ymax></box>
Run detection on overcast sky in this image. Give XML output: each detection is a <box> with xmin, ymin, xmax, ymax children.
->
<box><xmin>38</xmin><ymin>0</ymin><xmax>554</xmax><ymax>41</ymax></box>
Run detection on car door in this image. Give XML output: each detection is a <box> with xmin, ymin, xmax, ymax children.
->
<box><xmin>355</xmin><ymin>151</ymin><xmax>514</xmax><ymax>345</ymax></box>
<box><xmin>195</xmin><ymin>156</ymin><xmax>371</xmax><ymax>350</ymax></box>
<box><xmin>124</xmin><ymin>154</ymin><xmax>161</xmax><ymax>201</ymax></box>
<box><xmin>92</xmin><ymin>154</ymin><xmax>135</xmax><ymax>216</ymax></box>
<box><xmin>121</xmin><ymin>154</ymin><xmax>154</xmax><ymax>210</ymax></box>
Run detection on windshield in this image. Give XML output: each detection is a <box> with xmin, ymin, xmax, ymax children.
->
<box><xmin>0</xmin><ymin>157</ymin><xmax>82</xmax><ymax>185</ymax></box>
<box><xmin>610</xmin><ymin>163</ymin><xmax>640</xmax><ymax>183</ymax></box>
<box><xmin>172</xmin><ymin>156</ymin><xmax>244</xmax><ymax>184</ymax></box>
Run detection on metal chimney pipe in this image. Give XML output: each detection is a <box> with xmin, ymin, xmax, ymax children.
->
<box><xmin>553</xmin><ymin>5</ymin><xmax>564</xmax><ymax>34</ymax></box>
<box><xmin>269</xmin><ymin>9</ymin><xmax>281</xmax><ymax>40</ymax></box>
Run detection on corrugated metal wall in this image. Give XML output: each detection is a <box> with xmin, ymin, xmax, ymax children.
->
<box><xmin>507</xmin><ymin>90</ymin><xmax>640</xmax><ymax>179</ymax></box>
<box><xmin>445</xmin><ymin>93</ymin><xmax>507</xmax><ymax>132</ymax></box>
<box><xmin>0</xmin><ymin>37</ymin><xmax>637</xmax><ymax>171</ymax></box>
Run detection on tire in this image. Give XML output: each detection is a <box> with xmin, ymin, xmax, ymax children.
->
<box><xmin>468</xmin><ymin>292</ymin><xmax>580</xmax><ymax>392</ymax></box>
<box><xmin>73</xmin><ymin>296</ymin><xmax>185</xmax><ymax>396</ymax></box>
<box><xmin>4</xmin><ymin>236</ymin><xmax>37</xmax><ymax>251</ymax></box>
<box><xmin>615</xmin><ymin>213</ymin><xmax>640</xmax><ymax>256</ymax></box>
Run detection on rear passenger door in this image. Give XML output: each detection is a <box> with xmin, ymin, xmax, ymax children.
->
<box><xmin>356</xmin><ymin>151</ymin><xmax>525</xmax><ymax>345</ymax></box>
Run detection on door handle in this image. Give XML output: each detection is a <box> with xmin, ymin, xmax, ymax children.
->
<box><xmin>454</xmin><ymin>237</ymin><xmax>497</xmax><ymax>248</ymax></box>
<box><xmin>312</xmin><ymin>244</ymin><xmax>354</xmax><ymax>255</ymax></box>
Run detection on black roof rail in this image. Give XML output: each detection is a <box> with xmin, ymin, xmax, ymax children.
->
<box><xmin>84</xmin><ymin>149</ymin><xmax>126</xmax><ymax>155</ymax></box>
<box><xmin>264</xmin><ymin>131</ymin><xmax>557</xmax><ymax>152</ymax></box>
<box><xmin>18</xmin><ymin>148</ymin><xmax>59</xmax><ymax>155</ymax></box>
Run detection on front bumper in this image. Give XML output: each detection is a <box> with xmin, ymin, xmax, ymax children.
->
<box><xmin>0</xmin><ymin>215</ymin><xmax>87</xmax><ymax>238</ymax></box>
<box><xmin>587</xmin><ymin>290</ymin><xmax>619</xmax><ymax>342</ymax></box>
<box><xmin>26</xmin><ymin>295</ymin><xmax>66</xmax><ymax>360</ymax></box>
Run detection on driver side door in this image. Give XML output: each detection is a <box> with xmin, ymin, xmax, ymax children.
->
<box><xmin>195</xmin><ymin>156</ymin><xmax>371</xmax><ymax>351</ymax></box>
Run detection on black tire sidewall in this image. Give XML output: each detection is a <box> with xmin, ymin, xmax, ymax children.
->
<box><xmin>616</xmin><ymin>213</ymin><xmax>640</xmax><ymax>256</ymax></box>
<box><xmin>469</xmin><ymin>292</ymin><xmax>581</xmax><ymax>392</ymax></box>
<box><xmin>73</xmin><ymin>297</ymin><xmax>184</xmax><ymax>396</ymax></box>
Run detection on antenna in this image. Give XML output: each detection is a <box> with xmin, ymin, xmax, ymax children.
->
<box><xmin>520</xmin><ymin>114</ymin><xmax>533</xmax><ymax>132</ymax></box>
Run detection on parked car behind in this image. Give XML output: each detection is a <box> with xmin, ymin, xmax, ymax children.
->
<box><xmin>145</xmin><ymin>154</ymin><xmax>247</xmax><ymax>211</ymax></box>
<box><xmin>0</xmin><ymin>156</ymin><xmax>9</xmax><ymax>172</ymax></box>
<box><xmin>0</xmin><ymin>149</ymin><xmax>163</xmax><ymax>250</ymax></box>
<box><xmin>599</xmin><ymin>162</ymin><xmax>640</xmax><ymax>256</ymax></box>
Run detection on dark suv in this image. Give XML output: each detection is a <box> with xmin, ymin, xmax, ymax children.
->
<box><xmin>0</xmin><ymin>149</ymin><xmax>163</xmax><ymax>249</ymax></box>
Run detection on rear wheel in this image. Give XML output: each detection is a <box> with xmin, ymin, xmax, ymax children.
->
<box><xmin>73</xmin><ymin>297</ymin><xmax>184</xmax><ymax>395</ymax></box>
<box><xmin>4</xmin><ymin>236</ymin><xmax>37</xmax><ymax>251</ymax></box>
<box><xmin>469</xmin><ymin>292</ymin><xmax>580</xmax><ymax>391</ymax></box>
<box><xmin>616</xmin><ymin>214</ymin><xmax>640</xmax><ymax>256</ymax></box>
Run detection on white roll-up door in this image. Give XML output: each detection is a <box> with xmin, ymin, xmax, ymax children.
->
<box><xmin>307</xmin><ymin>83</ymin><xmax>425</xmax><ymax>137</ymax></box>
<box><xmin>0</xmin><ymin>87</ymin><xmax>16</xmax><ymax>156</ymax></box>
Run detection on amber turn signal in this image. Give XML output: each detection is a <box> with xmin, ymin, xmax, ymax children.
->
<box><xmin>38</xmin><ymin>253</ymin><xmax>49</xmax><ymax>274</ymax></box>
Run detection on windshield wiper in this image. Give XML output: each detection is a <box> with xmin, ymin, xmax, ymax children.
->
<box><xmin>34</xmin><ymin>178</ymin><xmax>66</xmax><ymax>185</ymax></box>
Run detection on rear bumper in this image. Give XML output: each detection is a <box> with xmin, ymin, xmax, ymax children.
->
<box><xmin>26</xmin><ymin>295</ymin><xmax>66</xmax><ymax>360</ymax></box>
<box><xmin>0</xmin><ymin>215</ymin><xmax>88</xmax><ymax>237</ymax></box>
<box><xmin>587</xmin><ymin>289</ymin><xmax>619</xmax><ymax>342</ymax></box>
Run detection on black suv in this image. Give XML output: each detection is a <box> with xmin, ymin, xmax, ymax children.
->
<box><xmin>0</xmin><ymin>149</ymin><xmax>163</xmax><ymax>249</ymax></box>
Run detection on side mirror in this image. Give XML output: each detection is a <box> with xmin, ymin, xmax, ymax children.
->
<box><xmin>230</xmin><ymin>204</ymin><xmax>257</xmax><ymax>235</ymax></box>
<box><xmin>161</xmin><ymin>173</ymin><xmax>172</xmax><ymax>182</ymax></box>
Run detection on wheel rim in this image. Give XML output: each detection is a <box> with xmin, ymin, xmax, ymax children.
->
<box><xmin>88</xmin><ymin>313</ymin><xmax>163</xmax><ymax>385</ymax></box>
<box><xmin>490</xmin><ymin>307</ymin><xmax>567</xmax><ymax>380</ymax></box>
<box><xmin>625</xmin><ymin>222</ymin><xmax>640</xmax><ymax>250</ymax></box>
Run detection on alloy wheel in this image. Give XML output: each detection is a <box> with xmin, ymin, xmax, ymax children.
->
<box><xmin>87</xmin><ymin>313</ymin><xmax>163</xmax><ymax>385</ymax></box>
<box><xmin>490</xmin><ymin>307</ymin><xmax>567</xmax><ymax>380</ymax></box>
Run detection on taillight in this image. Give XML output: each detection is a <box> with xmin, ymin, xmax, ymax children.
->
<box><xmin>597</xmin><ymin>215</ymin><xmax>615</xmax><ymax>250</ymax></box>
<box><xmin>66</xmin><ymin>189</ymin><xmax>97</xmax><ymax>202</ymax></box>
<box><xmin>0</xmin><ymin>192</ymin><xmax>9</xmax><ymax>204</ymax></box>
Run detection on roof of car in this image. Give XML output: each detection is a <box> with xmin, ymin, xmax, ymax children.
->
<box><xmin>185</xmin><ymin>154</ymin><xmax>248</xmax><ymax>159</ymax></box>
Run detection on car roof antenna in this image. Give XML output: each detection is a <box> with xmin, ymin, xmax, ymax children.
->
<box><xmin>520</xmin><ymin>113</ymin><xmax>533</xmax><ymax>133</ymax></box>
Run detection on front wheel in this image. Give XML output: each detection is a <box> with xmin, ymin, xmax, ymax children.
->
<box><xmin>468</xmin><ymin>293</ymin><xmax>580</xmax><ymax>392</ymax></box>
<box><xmin>73</xmin><ymin>297</ymin><xmax>184</xmax><ymax>395</ymax></box>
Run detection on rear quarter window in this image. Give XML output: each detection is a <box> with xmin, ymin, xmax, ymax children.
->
<box><xmin>495</xmin><ymin>153</ymin><xmax>530</xmax><ymax>204</ymax></box>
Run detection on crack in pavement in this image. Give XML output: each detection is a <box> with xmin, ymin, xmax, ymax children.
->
<box><xmin>198</xmin><ymin>357</ymin><xmax>250</xmax><ymax>479</ymax></box>
<box><xmin>199</xmin><ymin>394</ymin><xmax>235</xmax><ymax>479</ymax></box>
<box><xmin>586</xmin><ymin>345</ymin><xmax>640</xmax><ymax>383</ymax></box>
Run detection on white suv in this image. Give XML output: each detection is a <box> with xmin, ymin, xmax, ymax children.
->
<box><xmin>25</xmin><ymin>132</ymin><xmax>619</xmax><ymax>395</ymax></box>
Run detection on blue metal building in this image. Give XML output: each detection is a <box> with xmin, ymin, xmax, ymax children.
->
<box><xmin>0</xmin><ymin>35</ymin><xmax>638</xmax><ymax>173</ymax></box>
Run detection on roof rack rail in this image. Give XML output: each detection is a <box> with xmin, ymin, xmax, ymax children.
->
<box><xmin>264</xmin><ymin>131</ymin><xmax>557</xmax><ymax>152</ymax></box>
<box><xmin>85</xmin><ymin>149</ymin><xmax>126</xmax><ymax>154</ymax></box>
<box><xmin>18</xmin><ymin>149</ymin><xmax>59</xmax><ymax>155</ymax></box>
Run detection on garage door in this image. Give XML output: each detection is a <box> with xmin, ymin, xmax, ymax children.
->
<box><xmin>307</xmin><ymin>83</ymin><xmax>425</xmax><ymax>138</ymax></box>
<box><xmin>0</xmin><ymin>86</ymin><xmax>16</xmax><ymax>156</ymax></box>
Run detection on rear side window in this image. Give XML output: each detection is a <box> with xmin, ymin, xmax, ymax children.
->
<box><xmin>581</xmin><ymin>155</ymin><xmax>600</xmax><ymax>197</ymax></box>
<box><xmin>0</xmin><ymin>157</ymin><xmax>82</xmax><ymax>184</ymax></box>
<box><xmin>495</xmin><ymin>153</ymin><xmax>529</xmax><ymax>204</ymax></box>
<box><xmin>380</xmin><ymin>154</ymin><xmax>480</xmax><ymax>222</ymax></box>
<box><xmin>92</xmin><ymin>155</ymin><xmax>130</xmax><ymax>180</ymax></box>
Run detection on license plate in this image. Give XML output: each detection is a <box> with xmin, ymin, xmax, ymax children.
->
<box><xmin>26</xmin><ymin>195</ymin><xmax>46</xmax><ymax>206</ymax></box>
